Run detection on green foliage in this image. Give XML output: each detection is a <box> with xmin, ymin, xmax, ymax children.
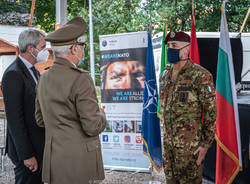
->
<box><xmin>92</xmin><ymin>0</ymin><xmax>148</xmax><ymax>35</ymax></box>
<box><xmin>69</xmin><ymin>0</ymin><xmax>150</xmax><ymax>86</ymax></box>
<box><xmin>144</xmin><ymin>0</ymin><xmax>249</xmax><ymax>32</ymax></box>
<box><xmin>1</xmin><ymin>0</ymin><xmax>249</xmax><ymax>36</ymax></box>
<box><xmin>0</xmin><ymin>0</ymin><xmax>29</xmax><ymax>14</ymax></box>
<box><xmin>0</xmin><ymin>0</ymin><xmax>30</xmax><ymax>25</ymax></box>
<box><xmin>26</xmin><ymin>0</ymin><xmax>56</xmax><ymax>32</ymax></box>
<box><xmin>1</xmin><ymin>0</ymin><xmax>249</xmax><ymax>85</ymax></box>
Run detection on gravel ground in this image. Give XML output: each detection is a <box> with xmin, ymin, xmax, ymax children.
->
<box><xmin>0</xmin><ymin>155</ymin><xmax>166</xmax><ymax>184</ymax></box>
<box><xmin>0</xmin><ymin>118</ymin><xmax>214</xmax><ymax>184</ymax></box>
<box><xmin>0</xmin><ymin>117</ymin><xmax>166</xmax><ymax>184</ymax></box>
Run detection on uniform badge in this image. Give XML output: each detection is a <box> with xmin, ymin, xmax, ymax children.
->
<box><xmin>179</xmin><ymin>92</ymin><xmax>188</xmax><ymax>103</ymax></box>
<box><xmin>170</xmin><ymin>32</ymin><xmax>175</xmax><ymax>38</ymax></box>
<box><xmin>206</xmin><ymin>85</ymin><xmax>212</xmax><ymax>92</ymax></box>
<box><xmin>159</xmin><ymin>70</ymin><xmax>168</xmax><ymax>90</ymax></box>
<box><xmin>178</xmin><ymin>86</ymin><xmax>192</xmax><ymax>91</ymax></box>
<box><xmin>160</xmin><ymin>69</ymin><xmax>168</xmax><ymax>79</ymax></box>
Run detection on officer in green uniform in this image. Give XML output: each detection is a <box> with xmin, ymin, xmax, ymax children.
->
<box><xmin>159</xmin><ymin>31</ymin><xmax>217</xmax><ymax>184</ymax></box>
<box><xmin>35</xmin><ymin>17</ymin><xmax>107</xmax><ymax>184</ymax></box>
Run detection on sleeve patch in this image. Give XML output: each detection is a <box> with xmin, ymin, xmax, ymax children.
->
<box><xmin>206</xmin><ymin>85</ymin><xmax>212</xmax><ymax>92</ymax></box>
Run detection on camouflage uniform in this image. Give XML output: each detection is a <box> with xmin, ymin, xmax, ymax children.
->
<box><xmin>159</xmin><ymin>60</ymin><xmax>217</xmax><ymax>184</ymax></box>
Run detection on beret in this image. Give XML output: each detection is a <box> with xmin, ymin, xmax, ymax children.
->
<box><xmin>45</xmin><ymin>17</ymin><xmax>87</xmax><ymax>46</ymax></box>
<box><xmin>164</xmin><ymin>31</ymin><xmax>190</xmax><ymax>44</ymax></box>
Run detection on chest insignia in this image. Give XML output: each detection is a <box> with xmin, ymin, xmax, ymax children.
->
<box><xmin>177</xmin><ymin>86</ymin><xmax>192</xmax><ymax>91</ymax></box>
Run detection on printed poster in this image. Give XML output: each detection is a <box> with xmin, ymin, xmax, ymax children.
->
<box><xmin>99</xmin><ymin>32</ymin><xmax>150</xmax><ymax>171</ymax></box>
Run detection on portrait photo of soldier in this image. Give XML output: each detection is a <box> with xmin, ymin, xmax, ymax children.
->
<box><xmin>101</xmin><ymin>60</ymin><xmax>145</xmax><ymax>90</ymax></box>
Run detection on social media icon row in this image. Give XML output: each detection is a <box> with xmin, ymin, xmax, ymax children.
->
<box><xmin>102</xmin><ymin>135</ymin><xmax>142</xmax><ymax>144</ymax></box>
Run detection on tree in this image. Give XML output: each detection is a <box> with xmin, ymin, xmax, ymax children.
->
<box><xmin>142</xmin><ymin>0</ymin><xmax>249</xmax><ymax>32</ymax></box>
<box><xmin>1</xmin><ymin>0</ymin><xmax>249</xmax><ymax>85</ymax></box>
<box><xmin>0</xmin><ymin>0</ymin><xmax>30</xmax><ymax>25</ymax></box>
<box><xmin>69</xmin><ymin>0</ymin><xmax>150</xmax><ymax>86</ymax></box>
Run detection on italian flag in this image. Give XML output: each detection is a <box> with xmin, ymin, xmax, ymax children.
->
<box><xmin>157</xmin><ymin>24</ymin><xmax>167</xmax><ymax>118</ymax></box>
<box><xmin>215</xmin><ymin>1</ymin><xmax>242</xmax><ymax>184</ymax></box>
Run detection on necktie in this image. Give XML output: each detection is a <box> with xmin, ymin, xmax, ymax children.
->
<box><xmin>30</xmin><ymin>66</ymin><xmax>40</xmax><ymax>81</ymax></box>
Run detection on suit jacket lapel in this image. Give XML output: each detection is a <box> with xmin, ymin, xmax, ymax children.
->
<box><xmin>16</xmin><ymin>57</ymin><xmax>36</xmax><ymax>88</ymax></box>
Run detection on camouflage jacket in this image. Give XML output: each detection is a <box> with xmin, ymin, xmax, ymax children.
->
<box><xmin>159</xmin><ymin>60</ymin><xmax>217</xmax><ymax>151</ymax></box>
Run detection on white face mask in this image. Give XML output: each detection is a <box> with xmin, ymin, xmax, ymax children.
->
<box><xmin>73</xmin><ymin>45</ymin><xmax>85</xmax><ymax>66</ymax></box>
<box><xmin>36</xmin><ymin>48</ymin><xmax>49</xmax><ymax>62</ymax></box>
<box><xmin>31</xmin><ymin>48</ymin><xmax>49</xmax><ymax>62</ymax></box>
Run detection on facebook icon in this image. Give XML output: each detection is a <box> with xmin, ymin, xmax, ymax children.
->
<box><xmin>102</xmin><ymin>135</ymin><xmax>109</xmax><ymax>142</ymax></box>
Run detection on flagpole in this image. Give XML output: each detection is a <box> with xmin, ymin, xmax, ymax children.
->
<box><xmin>164</xmin><ymin>24</ymin><xmax>167</xmax><ymax>65</ymax></box>
<box><xmin>192</xmin><ymin>0</ymin><xmax>195</xmax><ymax>25</ymax></box>
<box><xmin>223</xmin><ymin>1</ymin><xmax>242</xmax><ymax>169</ymax></box>
<box><xmin>28</xmin><ymin>0</ymin><xmax>36</xmax><ymax>27</ymax></box>
<box><xmin>148</xmin><ymin>23</ymin><xmax>154</xmax><ymax>182</ymax></box>
<box><xmin>192</xmin><ymin>0</ymin><xmax>194</xmax><ymax>14</ymax></box>
<box><xmin>215</xmin><ymin>1</ymin><xmax>242</xmax><ymax>182</ymax></box>
<box><xmin>142</xmin><ymin>24</ymin><xmax>162</xmax><ymax>184</ymax></box>
<box><xmin>240</xmin><ymin>7</ymin><xmax>250</xmax><ymax>33</ymax></box>
<box><xmin>89</xmin><ymin>0</ymin><xmax>95</xmax><ymax>85</ymax></box>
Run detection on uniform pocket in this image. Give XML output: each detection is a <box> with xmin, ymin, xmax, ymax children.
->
<box><xmin>86</xmin><ymin>139</ymin><xmax>101</xmax><ymax>152</ymax></box>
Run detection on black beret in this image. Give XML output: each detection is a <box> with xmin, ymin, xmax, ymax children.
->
<box><xmin>45</xmin><ymin>17</ymin><xmax>87</xmax><ymax>46</ymax></box>
<box><xmin>164</xmin><ymin>31</ymin><xmax>190</xmax><ymax>44</ymax></box>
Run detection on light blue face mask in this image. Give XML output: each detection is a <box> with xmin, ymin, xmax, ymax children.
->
<box><xmin>77</xmin><ymin>59</ymin><xmax>84</xmax><ymax>66</ymax></box>
<box><xmin>77</xmin><ymin>48</ymin><xmax>85</xmax><ymax>66</ymax></box>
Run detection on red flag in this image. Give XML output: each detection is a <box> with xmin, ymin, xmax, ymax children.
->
<box><xmin>189</xmin><ymin>11</ymin><xmax>200</xmax><ymax>65</ymax></box>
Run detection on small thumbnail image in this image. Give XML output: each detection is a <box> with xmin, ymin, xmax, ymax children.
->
<box><xmin>135</xmin><ymin>136</ymin><xmax>143</xmax><ymax>144</ymax></box>
<box><xmin>124</xmin><ymin>120</ymin><xmax>135</xmax><ymax>133</ymax></box>
<box><xmin>113</xmin><ymin>120</ymin><xmax>124</xmax><ymax>133</ymax></box>
<box><xmin>102</xmin><ymin>134</ymin><xmax>109</xmax><ymax>142</ymax></box>
<box><xmin>136</xmin><ymin>121</ymin><xmax>142</xmax><ymax>133</ymax></box>
<box><xmin>124</xmin><ymin>135</ymin><xmax>131</xmax><ymax>143</ymax></box>
<box><xmin>104</xmin><ymin>120</ymin><xmax>112</xmax><ymax>132</ymax></box>
<box><xmin>113</xmin><ymin>135</ymin><xmax>120</xmax><ymax>143</ymax></box>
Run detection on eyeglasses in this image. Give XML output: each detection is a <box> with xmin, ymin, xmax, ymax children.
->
<box><xmin>77</xmin><ymin>43</ymin><xmax>86</xmax><ymax>49</ymax></box>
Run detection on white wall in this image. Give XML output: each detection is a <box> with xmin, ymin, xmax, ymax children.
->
<box><xmin>153</xmin><ymin>32</ymin><xmax>250</xmax><ymax>82</ymax></box>
<box><xmin>196</xmin><ymin>32</ymin><xmax>250</xmax><ymax>81</ymax></box>
<box><xmin>0</xmin><ymin>25</ymin><xmax>29</xmax><ymax>45</ymax></box>
<box><xmin>240</xmin><ymin>34</ymin><xmax>250</xmax><ymax>81</ymax></box>
<box><xmin>0</xmin><ymin>55</ymin><xmax>16</xmax><ymax>81</ymax></box>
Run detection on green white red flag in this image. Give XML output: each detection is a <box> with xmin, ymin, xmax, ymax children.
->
<box><xmin>215</xmin><ymin>1</ymin><xmax>242</xmax><ymax>184</ymax></box>
<box><xmin>157</xmin><ymin>24</ymin><xmax>167</xmax><ymax>118</ymax></box>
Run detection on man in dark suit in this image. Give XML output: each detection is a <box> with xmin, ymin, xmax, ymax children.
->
<box><xmin>1</xmin><ymin>28</ymin><xmax>48</xmax><ymax>184</ymax></box>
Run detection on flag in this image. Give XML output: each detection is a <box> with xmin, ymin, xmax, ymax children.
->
<box><xmin>157</xmin><ymin>24</ymin><xmax>167</xmax><ymax>118</ymax></box>
<box><xmin>215</xmin><ymin>1</ymin><xmax>242</xmax><ymax>184</ymax></box>
<box><xmin>142</xmin><ymin>30</ymin><xmax>162</xmax><ymax>172</ymax></box>
<box><xmin>189</xmin><ymin>10</ymin><xmax>200</xmax><ymax>65</ymax></box>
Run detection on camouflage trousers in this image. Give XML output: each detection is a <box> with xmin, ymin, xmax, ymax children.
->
<box><xmin>163</xmin><ymin>147</ymin><xmax>203</xmax><ymax>184</ymax></box>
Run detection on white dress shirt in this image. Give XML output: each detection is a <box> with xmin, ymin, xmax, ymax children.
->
<box><xmin>19</xmin><ymin>55</ymin><xmax>38</xmax><ymax>84</ymax></box>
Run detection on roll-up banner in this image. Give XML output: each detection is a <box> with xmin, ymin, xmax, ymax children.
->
<box><xmin>99</xmin><ymin>32</ymin><xmax>150</xmax><ymax>171</ymax></box>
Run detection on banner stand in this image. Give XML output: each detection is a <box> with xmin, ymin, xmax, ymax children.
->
<box><xmin>104</xmin><ymin>164</ymin><xmax>163</xmax><ymax>184</ymax></box>
<box><xmin>104</xmin><ymin>164</ymin><xmax>162</xmax><ymax>184</ymax></box>
<box><xmin>100</xmin><ymin>32</ymin><xmax>151</xmax><ymax>172</ymax></box>
<box><xmin>104</xmin><ymin>165</ymin><xmax>151</xmax><ymax>173</ymax></box>
<box><xmin>142</xmin><ymin>165</ymin><xmax>162</xmax><ymax>184</ymax></box>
